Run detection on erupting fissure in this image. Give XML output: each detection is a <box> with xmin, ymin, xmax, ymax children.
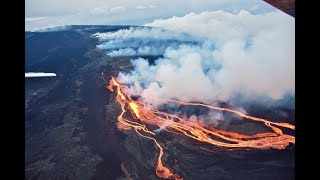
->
<box><xmin>108</xmin><ymin>77</ymin><xmax>295</xmax><ymax>180</ymax></box>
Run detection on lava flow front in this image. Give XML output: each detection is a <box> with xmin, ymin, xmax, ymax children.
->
<box><xmin>108</xmin><ymin>77</ymin><xmax>295</xmax><ymax>180</ymax></box>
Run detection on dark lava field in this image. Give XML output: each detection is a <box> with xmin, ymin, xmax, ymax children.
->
<box><xmin>25</xmin><ymin>25</ymin><xmax>294</xmax><ymax>180</ymax></box>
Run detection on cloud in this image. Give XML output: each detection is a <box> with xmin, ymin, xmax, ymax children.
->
<box><xmin>136</xmin><ymin>5</ymin><xmax>157</xmax><ymax>9</ymax></box>
<box><xmin>26</xmin><ymin>0</ymin><xmax>278</xmax><ymax>31</ymax></box>
<box><xmin>25</xmin><ymin>15</ymin><xmax>75</xmax><ymax>32</ymax></box>
<box><xmin>25</xmin><ymin>17</ymin><xmax>47</xmax><ymax>22</ymax></box>
<box><xmin>90</xmin><ymin>7</ymin><xmax>109</xmax><ymax>15</ymax></box>
<box><xmin>249</xmin><ymin>4</ymin><xmax>259</xmax><ymax>11</ymax></box>
<box><xmin>109</xmin><ymin>6</ymin><xmax>126</xmax><ymax>14</ymax></box>
<box><xmin>90</xmin><ymin>6</ymin><xmax>128</xmax><ymax>15</ymax></box>
<box><xmin>136</xmin><ymin>6</ymin><xmax>147</xmax><ymax>9</ymax></box>
<box><xmin>110</xmin><ymin>10</ymin><xmax>294</xmax><ymax>108</ymax></box>
<box><xmin>148</xmin><ymin>5</ymin><xmax>157</xmax><ymax>8</ymax></box>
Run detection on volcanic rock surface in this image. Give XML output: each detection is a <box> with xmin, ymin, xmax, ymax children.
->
<box><xmin>25</xmin><ymin>25</ymin><xmax>294</xmax><ymax>180</ymax></box>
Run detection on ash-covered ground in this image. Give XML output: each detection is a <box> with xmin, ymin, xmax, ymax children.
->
<box><xmin>25</xmin><ymin>25</ymin><xmax>294</xmax><ymax>180</ymax></box>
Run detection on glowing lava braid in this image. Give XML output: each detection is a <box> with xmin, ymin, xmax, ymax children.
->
<box><xmin>108</xmin><ymin>77</ymin><xmax>295</xmax><ymax>180</ymax></box>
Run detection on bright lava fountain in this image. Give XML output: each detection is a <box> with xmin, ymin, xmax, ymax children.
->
<box><xmin>108</xmin><ymin>77</ymin><xmax>295</xmax><ymax>180</ymax></box>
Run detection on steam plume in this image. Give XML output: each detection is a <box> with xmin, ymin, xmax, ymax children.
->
<box><xmin>93</xmin><ymin>27</ymin><xmax>199</xmax><ymax>57</ymax></box>
<box><xmin>97</xmin><ymin>10</ymin><xmax>295</xmax><ymax>109</ymax></box>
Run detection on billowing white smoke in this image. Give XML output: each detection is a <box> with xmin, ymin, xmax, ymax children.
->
<box><xmin>96</xmin><ymin>10</ymin><xmax>294</xmax><ymax>112</ymax></box>
<box><xmin>145</xmin><ymin>10</ymin><xmax>294</xmax><ymax>46</ymax></box>
<box><xmin>188</xmin><ymin>110</ymin><xmax>225</xmax><ymax>127</ymax></box>
<box><xmin>117</xmin><ymin>10</ymin><xmax>294</xmax><ymax>108</ymax></box>
<box><xmin>94</xmin><ymin>27</ymin><xmax>196</xmax><ymax>41</ymax></box>
<box><xmin>93</xmin><ymin>27</ymin><xmax>199</xmax><ymax>57</ymax></box>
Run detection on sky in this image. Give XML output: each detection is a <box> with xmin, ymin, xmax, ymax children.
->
<box><xmin>25</xmin><ymin>0</ymin><xmax>278</xmax><ymax>31</ymax></box>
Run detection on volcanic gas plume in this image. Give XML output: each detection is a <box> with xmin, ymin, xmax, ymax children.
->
<box><xmin>99</xmin><ymin>10</ymin><xmax>295</xmax><ymax>179</ymax></box>
<box><xmin>108</xmin><ymin>77</ymin><xmax>295</xmax><ymax>180</ymax></box>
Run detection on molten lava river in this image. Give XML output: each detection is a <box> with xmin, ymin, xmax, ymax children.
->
<box><xmin>108</xmin><ymin>77</ymin><xmax>295</xmax><ymax>180</ymax></box>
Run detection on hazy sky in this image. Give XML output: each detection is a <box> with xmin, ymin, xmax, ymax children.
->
<box><xmin>25</xmin><ymin>0</ymin><xmax>277</xmax><ymax>31</ymax></box>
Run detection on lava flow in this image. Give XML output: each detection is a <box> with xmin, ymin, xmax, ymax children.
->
<box><xmin>108</xmin><ymin>77</ymin><xmax>295</xmax><ymax>180</ymax></box>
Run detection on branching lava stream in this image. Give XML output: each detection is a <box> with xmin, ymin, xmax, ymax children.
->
<box><xmin>108</xmin><ymin>77</ymin><xmax>295</xmax><ymax>180</ymax></box>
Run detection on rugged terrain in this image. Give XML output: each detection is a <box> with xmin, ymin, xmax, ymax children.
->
<box><xmin>25</xmin><ymin>25</ymin><xmax>294</xmax><ymax>180</ymax></box>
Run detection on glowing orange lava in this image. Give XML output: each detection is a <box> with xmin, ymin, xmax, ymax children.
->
<box><xmin>108</xmin><ymin>77</ymin><xmax>295</xmax><ymax>179</ymax></box>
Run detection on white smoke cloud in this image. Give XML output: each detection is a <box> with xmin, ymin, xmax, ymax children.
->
<box><xmin>145</xmin><ymin>10</ymin><xmax>294</xmax><ymax>45</ymax></box>
<box><xmin>107</xmin><ymin>48</ymin><xmax>136</xmax><ymax>57</ymax></box>
<box><xmin>94</xmin><ymin>27</ymin><xmax>198</xmax><ymax>42</ymax></box>
<box><xmin>153</xmin><ymin>119</ymin><xmax>171</xmax><ymax>134</ymax></box>
<box><xmin>94</xmin><ymin>27</ymin><xmax>199</xmax><ymax>57</ymax></box>
<box><xmin>106</xmin><ymin>46</ymin><xmax>168</xmax><ymax>57</ymax></box>
<box><xmin>117</xmin><ymin>10</ymin><xmax>294</xmax><ymax>108</ymax></box>
<box><xmin>187</xmin><ymin>110</ymin><xmax>224</xmax><ymax>127</ymax></box>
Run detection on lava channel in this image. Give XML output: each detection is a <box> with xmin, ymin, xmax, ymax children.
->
<box><xmin>108</xmin><ymin>76</ymin><xmax>295</xmax><ymax>180</ymax></box>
